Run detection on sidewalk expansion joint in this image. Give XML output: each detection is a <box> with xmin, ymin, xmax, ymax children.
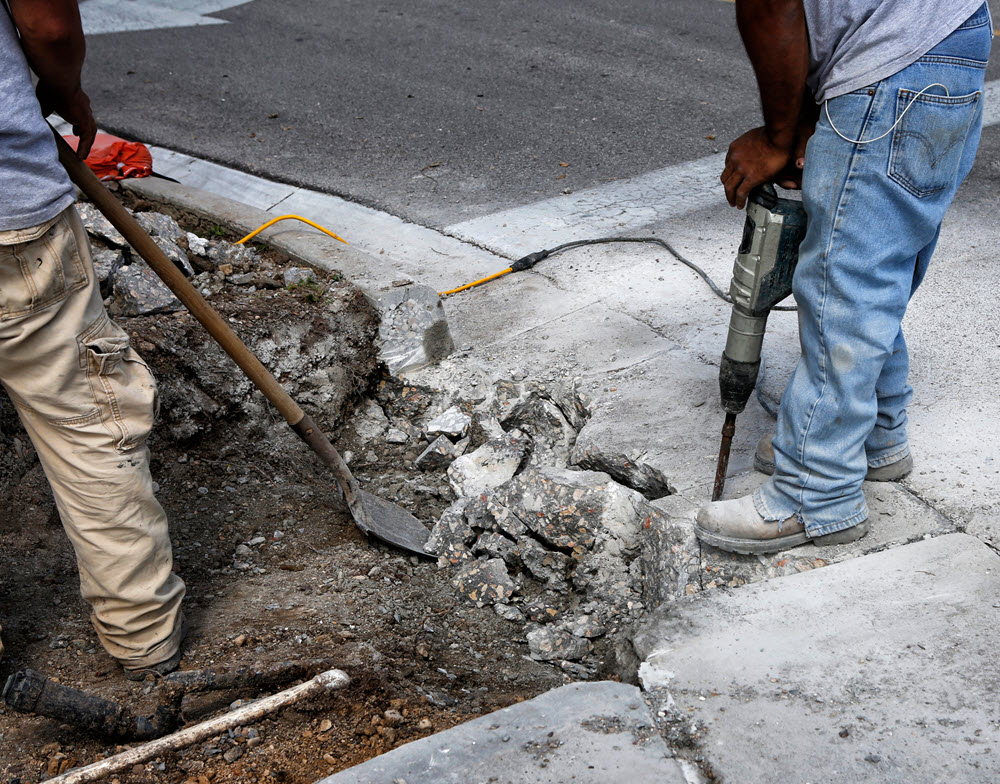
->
<box><xmin>896</xmin><ymin>480</ymin><xmax>961</xmax><ymax>529</ymax></box>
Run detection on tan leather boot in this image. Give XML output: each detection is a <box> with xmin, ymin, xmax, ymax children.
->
<box><xmin>695</xmin><ymin>495</ymin><xmax>870</xmax><ymax>555</ymax></box>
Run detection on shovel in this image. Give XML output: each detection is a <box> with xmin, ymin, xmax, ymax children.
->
<box><xmin>53</xmin><ymin>131</ymin><xmax>430</xmax><ymax>556</ymax></box>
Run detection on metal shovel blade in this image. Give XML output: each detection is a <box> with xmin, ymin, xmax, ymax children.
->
<box><xmin>357</xmin><ymin>491</ymin><xmax>431</xmax><ymax>554</ymax></box>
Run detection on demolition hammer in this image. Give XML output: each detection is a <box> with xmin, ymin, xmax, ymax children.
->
<box><xmin>712</xmin><ymin>185</ymin><xmax>806</xmax><ymax>501</ymax></box>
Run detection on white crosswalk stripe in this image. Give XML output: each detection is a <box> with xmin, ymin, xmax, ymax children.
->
<box><xmin>80</xmin><ymin>0</ymin><xmax>252</xmax><ymax>35</ymax></box>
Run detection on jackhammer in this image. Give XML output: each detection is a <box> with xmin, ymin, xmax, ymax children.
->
<box><xmin>712</xmin><ymin>185</ymin><xmax>807</xmax><ymax>500</ymax></box>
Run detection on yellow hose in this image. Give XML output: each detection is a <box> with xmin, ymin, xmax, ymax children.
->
<box><xmin>236</xmin><ymin>215</ymin><xmax>349</xmax><ymax>246</ymax></box>
<box><xmin>438</xmin><ymin>267</ymin><xmax>513</xmax><ymax>297</ymax></box>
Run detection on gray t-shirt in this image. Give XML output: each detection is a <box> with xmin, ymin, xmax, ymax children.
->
<box><xmin>0</xmin><ymin>10</ymin><xmax>75</xmax><ymax>231</ymax></box>
<box><xmin>804</xmin><ymin>0</ymin><xmax>988</xmax><ymax>102</ymax></box>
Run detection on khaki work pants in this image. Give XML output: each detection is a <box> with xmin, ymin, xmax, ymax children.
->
<box><xmin>0</xmin><ymin>206</ymin><xmax>185</xmax><ymax>669</ymax></box>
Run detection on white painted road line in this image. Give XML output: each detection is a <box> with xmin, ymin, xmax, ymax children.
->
<box><xmin>447</xmin><ymin>79</ymin><xmax>1000</xmax><ymax>256</ymax></box>
<box><xmin>80</xmin><ymin>0</ymin><xmax>252</xmax><ymax>35</ymax></box>
<box><xmin>445</xmin><ymin>153</ymin><xmax>726</xmax><ymax>256</ymax></box>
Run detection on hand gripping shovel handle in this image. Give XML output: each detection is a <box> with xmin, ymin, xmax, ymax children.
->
<box><xmin>51</xmin><ymin>132</ymin><xmax>373</xmax><ymax>534</ymax></box>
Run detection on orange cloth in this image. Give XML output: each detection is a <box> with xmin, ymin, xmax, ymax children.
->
<box><xmin>62</xmin><ymin>132</ymin><xmax>153</xmax><ymax>181</ymax></box>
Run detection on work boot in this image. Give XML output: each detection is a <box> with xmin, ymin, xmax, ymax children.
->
<box><xmin>122</xmin><ymin>615</ymin><xmax>188</xmax><ymax>681</ymax></box>
<box><xmin>754</xmin><ymin>435</ymin><xmax>913</xmax><ymax>481</ymax></box>
<box><xmin>695</xmin><ymin>495</ymin><xmax>870</xmax><ymax>555</ymax></box>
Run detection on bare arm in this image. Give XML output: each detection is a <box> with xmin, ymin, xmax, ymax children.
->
<box><xmin>721</xmin><ymin>0</ymin><xmax>811</xmax><ymax>208</ymax></box>
<box><xmin>8</xmin><ymin>0</ymin><xmax>96</xmax><ymax>158</ymax></box>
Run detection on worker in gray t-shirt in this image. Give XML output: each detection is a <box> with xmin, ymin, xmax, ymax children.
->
<box><xmin>0</xmin><ymin>0</ymin><xmax>186</xmax><ymax>678</ymax></box>
<box><xmin>696</xmin><ymin>1</ymin><xmax>991</xmax><ymax>552</ymax></box>
<box><xmin>0</xmin><ymin>0</ymin><xmax>90</xmax><ymax>229</ymax></box>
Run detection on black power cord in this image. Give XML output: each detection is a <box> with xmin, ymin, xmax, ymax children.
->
<box><xmin>529</xmin><ymin>236</ymin><xmax>797</xmax><ymax>312</ymax></box>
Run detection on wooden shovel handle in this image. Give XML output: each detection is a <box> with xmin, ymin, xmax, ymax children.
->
<box><xmin>53</xmin><ymin>131</ymin><xmax>306</xmax><ymax>427</ymax></box>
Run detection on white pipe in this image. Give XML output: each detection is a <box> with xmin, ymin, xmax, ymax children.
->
<box><xmin>48</xmin><ymin>669</ymin><xmax>350</xmax><ymax>784</ymax></box>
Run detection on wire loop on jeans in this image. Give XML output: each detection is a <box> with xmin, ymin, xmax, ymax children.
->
<box><xmin>825</xmin><ymin>83</ymin><xmax>954</xmax><ymax>145</ymax></box>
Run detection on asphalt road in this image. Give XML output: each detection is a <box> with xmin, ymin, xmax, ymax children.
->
<box><xmin>83</xmin><ymin>0</ymin><xmax>759</xmax><ymax>227</ymax></box>
<box><xmin>83</xmin><ymin>0</ymin><xmax>1000</xmax><ymax>229</ymax></box>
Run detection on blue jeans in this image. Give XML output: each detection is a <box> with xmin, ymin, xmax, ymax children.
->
<box><xmin>754</xmin><ymin>4</ymin><xmax>992</xmax><ymax>536</ymax></box>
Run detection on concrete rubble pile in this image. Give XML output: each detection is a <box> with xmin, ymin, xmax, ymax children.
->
<box><xmin>368</xmin><ymin>378</ymin><xmax>687</xmax><ymax>677</ymax></box>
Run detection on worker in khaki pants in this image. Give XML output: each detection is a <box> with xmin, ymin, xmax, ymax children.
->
<box><xmin>1</xmin><ymin>0</ymin><xmax>185</xmax><ymax>679</ymax></box>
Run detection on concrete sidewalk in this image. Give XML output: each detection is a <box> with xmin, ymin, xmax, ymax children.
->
<box><xmin>635</xmin><ymin>534</ymin><xmax>1000</xmax><ymax>784</ymax></box>
<box><xmin>119</xmin><ymin>141</ymin><xmax>999</xmax><ymax>782</ymax></box>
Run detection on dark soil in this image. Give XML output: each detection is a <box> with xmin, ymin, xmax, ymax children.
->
<box><xmin>0</xmin><ymin>199</ymin><xmax>562</xmax><ymax>783</ymax></box>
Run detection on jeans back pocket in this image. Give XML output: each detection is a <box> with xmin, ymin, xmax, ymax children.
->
<box><xmin>888</xmin><ymin>88</ymin><xmax>981</xmax><ymax>198</ymax></box>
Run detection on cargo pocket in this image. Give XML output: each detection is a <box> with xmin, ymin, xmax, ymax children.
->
<box><xmin>75</xmin><ymin>313</ymin><xmax>159</xmax><ymax>453</ymax></box>
<box><xmin>888</xmin><ymin>88</ymin><xmax>981</xmax><ymax>198</ymax></box>
<box><xmin>0</xmin><ymin>215</ymin><xmax>88</xmax><ymax>321</ymax></box>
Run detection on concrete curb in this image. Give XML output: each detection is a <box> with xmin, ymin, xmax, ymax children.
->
<box><xmin>122</xmin><ymin>177</ymin><xmax>395</xmax><ymax>293</ymax></box>
<box><xmin>122</xmin><ymin>177</ymin><xmax>455</xmax><ymax>374</ymax></box>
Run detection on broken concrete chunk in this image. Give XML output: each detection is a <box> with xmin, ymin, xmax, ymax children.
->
<box><xmin>473</xmin><ymin>531</ymin><xmax>518</xmax><ymax>564</ymax></box>
<box><xmin>517</xmin><ymin>536</ymin><xmax>571</xmax><ymax>592</ymax></box>
<box><xmin>469</xmin><ymin>414</ymin><xmax>507</xmax><ymax>443</ymax></box>
<box><xmin>76</xmin><ymin>202</ymin><xmax>126</xmax><ymax>246</ymax></box>
<box><xmin>424</xmin><ymin>503</ymin><xmax>476</xmax><ymax>566</ymax></box>
<box><xmin>378</xmin><ymin>284</ymin><xmax>455</xmax><ymax>375</ymax></box>
<box><xmin>527</xmin><ymin>627</ymin><xmax>590</xmax><ymax>662</ymax></box>
<box><xmin>571</xmin><ymin>560</ymin><xmax>642</xmax><ymax>616</ymax></box>
<box><xmin>524</xmin><ymin>599</ymin><xmax>563</xmax><ymax>624</ymax></box>
<box><xmin>425</xmin><ymin>406</ymin><xmax>472</xmax><ymax>441</ymax></box>
<box><xmin>92</xmin><ymin>249</ymin><xmax>125</xmax><ymax>299</ymax></box>
<box><xmin>563</xmin><ymin>614</ymin><xmax>607</xmax><ymax>639</ymax></box>
<box><xmin>110</xmin><ymin>261</ymin><xmax>184</xmax><ymax>317</ymax></box>
<box><xmin>284</xmin><ymin>266</ymin><xmax>315</xmax><ymax>287</ymax></box>
<box><xmin>153</xmin><ymin>237</ymin><xmax>195</xmax><ymax>277</ymax></box>
<box><xmin>352</xmin><ymin>399</ymin><xmax>389</xmax><ymax>443</ymax></box>
<box><xmin>491</xmin><ymin>466</ymin><xmax>646</xmax><ymax>555</ymax></box>
<box><xmin>415</xmin><ymin>435</ymin><xmax>469</xmax><ymax>472</ymax></box>
<box><xmin>638</xmin><ymin>495</ymin><xmax>709</xmax><ymax>606</ymax></box>
<box><xmin>451</xmin><ymin>558</ymin><xmax>516</xmax><ymax>607</ymax></box>
<box><xmin>493</xmin><ymin>603</ymin><xmax>525</xmax><ymax>623</ymax></box>
<box><xmin>559</xmin><ymin>661</ymin><xmax>596</xmax><ymax>679</ymax></box>
<box><xmin>482</xmin><ymin>492</ymin><xmax>528</xmax><ymax>539</ymax></box>
<box><xmin>386</xmin><ymin>428</ymin><xmax>408</xmax><ymax>444</ymax></box>
<box><xmin>480</xmin><ymin>380</ymin><xmax>583</xmax><ymax>469</ymax></box>
<box><xmin>209</xmin><ymin>240</ymin><xmax>258</xmax><ymax>268</ymax></box>
<box><xmin>186</xmin><ymin>232</ymin><xmax>210</xmax><ymax>257</ymax></box>
<box><xmin>571</xmin><ymin>439</ymin><xmax>673</xmax><ymax>500</ymax></box>
<box><xmin>463</xmin><ymin>494</ymin><xmax>496</xmax><ymax>532</ymax></box>
<box><xmin>506</xmin><ymin>395</ymin><xmax>577</xmax><ymax>468</ymax></box>
<box><xmin>192</xmin><ymin>270</ymin><xmax>225</xmax><ymax>298</ymax></box>
<box><xmin>446</xmin><ymin>429</ymin><xmax>530</xmax><ymax>499</ymax></box>
<box><xmin>135</xmin><ymin>211</ymin><xmax>185</xmax><ymax>244</ymax></box>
